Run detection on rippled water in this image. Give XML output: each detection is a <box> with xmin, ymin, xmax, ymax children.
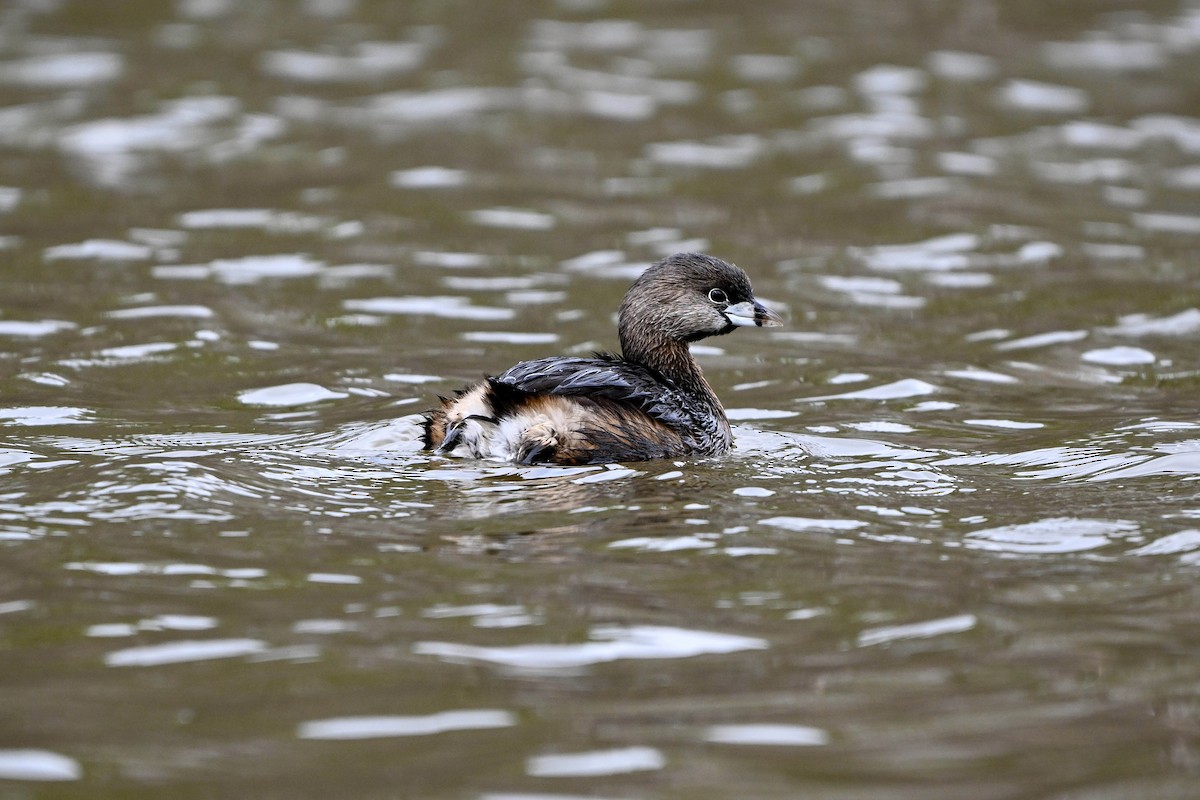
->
<box><xmin>2</xmin><ymin>1</ymin><xmax>1200</xmax><ymax>797</ymax></box>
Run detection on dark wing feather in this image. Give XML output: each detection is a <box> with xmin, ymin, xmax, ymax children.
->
<box><xmin>496</xmin><ymin>355</ymin><xmax>648</xmax><ymax>397</ymax></box>
<box><xmin>494</xmin><ymin>355</ymin><xmax>696</xmax><ymax>433</ymax></box>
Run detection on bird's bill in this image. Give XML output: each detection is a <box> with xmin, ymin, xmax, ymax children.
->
<box><xmin>726</xmin><ymin>299</ymin><xmax>783</xmax><ymax>328</ymax></box>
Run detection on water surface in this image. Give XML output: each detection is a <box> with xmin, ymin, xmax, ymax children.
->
<box><xmin>2</xmin><ymin>1</ymin><xmax>1199</xmax><ymax>797</ymax></box>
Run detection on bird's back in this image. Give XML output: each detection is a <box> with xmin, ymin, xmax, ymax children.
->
<box><xmin>423</xmin><ymin>355</ymin><xmax>730</xmax><ymax>465</ymax></box>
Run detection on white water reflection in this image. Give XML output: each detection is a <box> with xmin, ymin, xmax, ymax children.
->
<box><xmin>1043</xmin><ymin>39</ymin><xmax>1165</xmax><ymax>72</ymax></box>
<box><xmin>107</xmin><ymin>305</ymin><xmax>215</xmax><ymax>320</ymax></box>
<box><xmin>344</xmin><ymin>295</ymin><xmax>514</xmax><ymax>321</ymax></box>
<box><xmin>468</xmin><ymin>207</ymin><xmax>557</xmax><ymax>230</ymax></box>
<box><xmin>1103</xmin><ymin>308</ymin><xmax>1200</xmax><ymax>337</ymax></box>
<box><xmin>0</xmin><ymin>320</ymin><xmax>76</xmax><ymax>337</ymax></box>
<box><xmin>95</xmin><ymin>343</ymin><xmax>179</xmax><ymax>361</ymax></box>
<box><xmin>704</xmin><ymin>724</ymin><xmax>829</xmax><ymax>747</ymax></box>
<box><xmin>415</xmin><ymin>250</ymin><xmax>491</xmax><ymax>268</ymax></box>
<box><xmin>58</xmin><ymin>96</ymin><xmax>285</xmax><ymax>187</ymax></box>
<box><xmin>1090</xmin><ymin>451</ymin><xmax>1200</xmax><ymax>482</ymax></box>
<box><xmin>801</xmin><ymin>379</ymin><xmax>938</xmax><ymax>402</ymax></box>
<box><xmin>0</xmin><ymin>406</ymin><xmax>91</xmax><ymax>426</ymax></box>
<box><xmin>526</xmin><ymin>746</ymin><xmax>665</xmax><ymax>777</ymax></box>
<box><xmin>44</xmin><ymin>239</ymin><xmax>153</xmax><ymax>261</ymax></box>
<box><xmin>0</xmin><ymin>749</ymin><xmax>82</xmax><ymax>782</ymax></box>
<box><xmin>391</xmin><ymin>166</ymin><xmax>469</xmax><ymax>189</ymax></box>
<box><xmin>297</xmin><ymin>709</ymin><xmax>516</xmax><ymax>740</ymax></box>
<box><xmin>414</xmin><ymin>624</ymin><xmax>767</xmax><ymax>671</ymax></box>
<box><xmin>962</xmin><ymin>518</ymin><xmax>1139</xmax><ymax>554</ymax></box>
<box><xmin>608</xmin><ymin>535</ymin><xmax>716</xmax><ymax>552</ymax></box>
<box><xmin>211</xmin><ymin>254</ymin><xmax>324</xmax><ymax>283</ymax></box>
<box><xmin>1081</xmin><ymin>346</ymin><xmax>1156</xmax><ymax>366</ymax></box>
<box><xmin>66</xmin><ymin>562</ymin><xmax>266</xmax><ymax>579</ymax></box>
<box><xmin>462</xmin><ymin>332</ymin><xmax>559</xmax><ymax>345</ymax></box>
<box><xmin>261</xmin><ymin>41</ymin><xmax>429</xmax><ymax>83</ymax></box>
<box><xmin>963</xmin><ymin>419</ymin><xmax>1044</xmax><ymax>430</ymax></box>
<box><xmin>994</xmin><ymin>330</ymin><xmax>1088</xmax><ymax>351</ymax></box>
<box><xmin>996</xmin><ymin>79</ymin><xmax>1090</xmax><ymax>113</ymax></box>
<box><xmin>927</xmin><ymin>50</ymin><xmax>997</xmax><ymax>81</ymax></box>
<box><xmin>647</xmin><ymin>136</ymin><xmax>763</xmax><ymax>169</ymax></box>
<box><xmin>307</xmin><ymin>573</ymin><xmax>362</xmax><ymax>585</ymax></box>
<box><xmin>1</xmin><ymin>52</ymin><xmax>121</xmax><ymax>88</ymax></box>
<box><xmin>178</xmin><ymin>208</ymin><xmax>332</xmax><ymax>233</ymax></box>
<box><xmin>87</xmin><ymin>623</ymin><xmax>137</xmax><ymax>638</ymax></box>
<box><xmin>105</xmin><ymin>638</ymin><xmax>268</xmax><ymax>667</ymax></box>
<box><xmin>727</xmin><ymin>408</ymin><xmax>796</xmax><ymax>421</ymax></box>
<box><xmin>944</xmin><ymin>367</ymin><xmax>1018</xmax><ymax>384</ymax></box>
<box><xmin>423</xmin><ymin>604</ymin><xmax>540</xmax><ymax>627</ymax></box>
<box><xmin>87</xmin><ymin>615</ymin><xmax>217</xmax><ymax>637</ymax></box>
<box><xmin>1133</xmin><ymin>211</ymin><xmax>1200</xmax><ymax>234</ymax></box>
<box><xmin>759</xmin><ymin>517</ymin><xmax>867</xmax><ymax>533</ymax></box>
<box><xmin>1128</xmin><ymin>529</ymin><xmax>1200</xmax><ymax>558</ymax></box>
<box><xmin>857</xmin><ymin>614</ymin><xmax>977</xmax><ymax>647</ymax></box>
<box><xmin>238</xmin><ymin>383</ymin><xmax>349</xmax><ymax>407</ymax></box>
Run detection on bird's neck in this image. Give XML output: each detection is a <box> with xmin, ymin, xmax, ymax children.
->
<box><xmin>621</xmin><ymin>331</ymin><xmax>722</xmax><ymax>411</ymax></box>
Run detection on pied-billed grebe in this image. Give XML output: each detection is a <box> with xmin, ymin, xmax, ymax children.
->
<box><xmin>422</xmin><ymin>252</ymin><xmax>781</xmax><ymax>465</ymax></box>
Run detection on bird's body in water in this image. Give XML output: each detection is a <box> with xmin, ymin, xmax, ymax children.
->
<box><xmin>421</xmin><ymin>252</ymin><xmax>781</xmax><ymax>465</ymax></box>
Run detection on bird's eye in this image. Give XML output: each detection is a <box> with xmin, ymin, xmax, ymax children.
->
<box><xmin>708</xmin><ymin>288</ymin><xmax>728</xmax><ymax>304</ymax></box>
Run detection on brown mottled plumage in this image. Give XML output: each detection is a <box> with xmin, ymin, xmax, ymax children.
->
<box><xmin>422</xmin><ymin>252</ymin><xmax>781</xmax><ymax>465</ymax></box>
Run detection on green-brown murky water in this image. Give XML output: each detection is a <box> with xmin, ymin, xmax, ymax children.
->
<box><xmin>2</xmin><ymin>1</ymin><xmax>1200</xmax><ymax>797</ymax></box>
